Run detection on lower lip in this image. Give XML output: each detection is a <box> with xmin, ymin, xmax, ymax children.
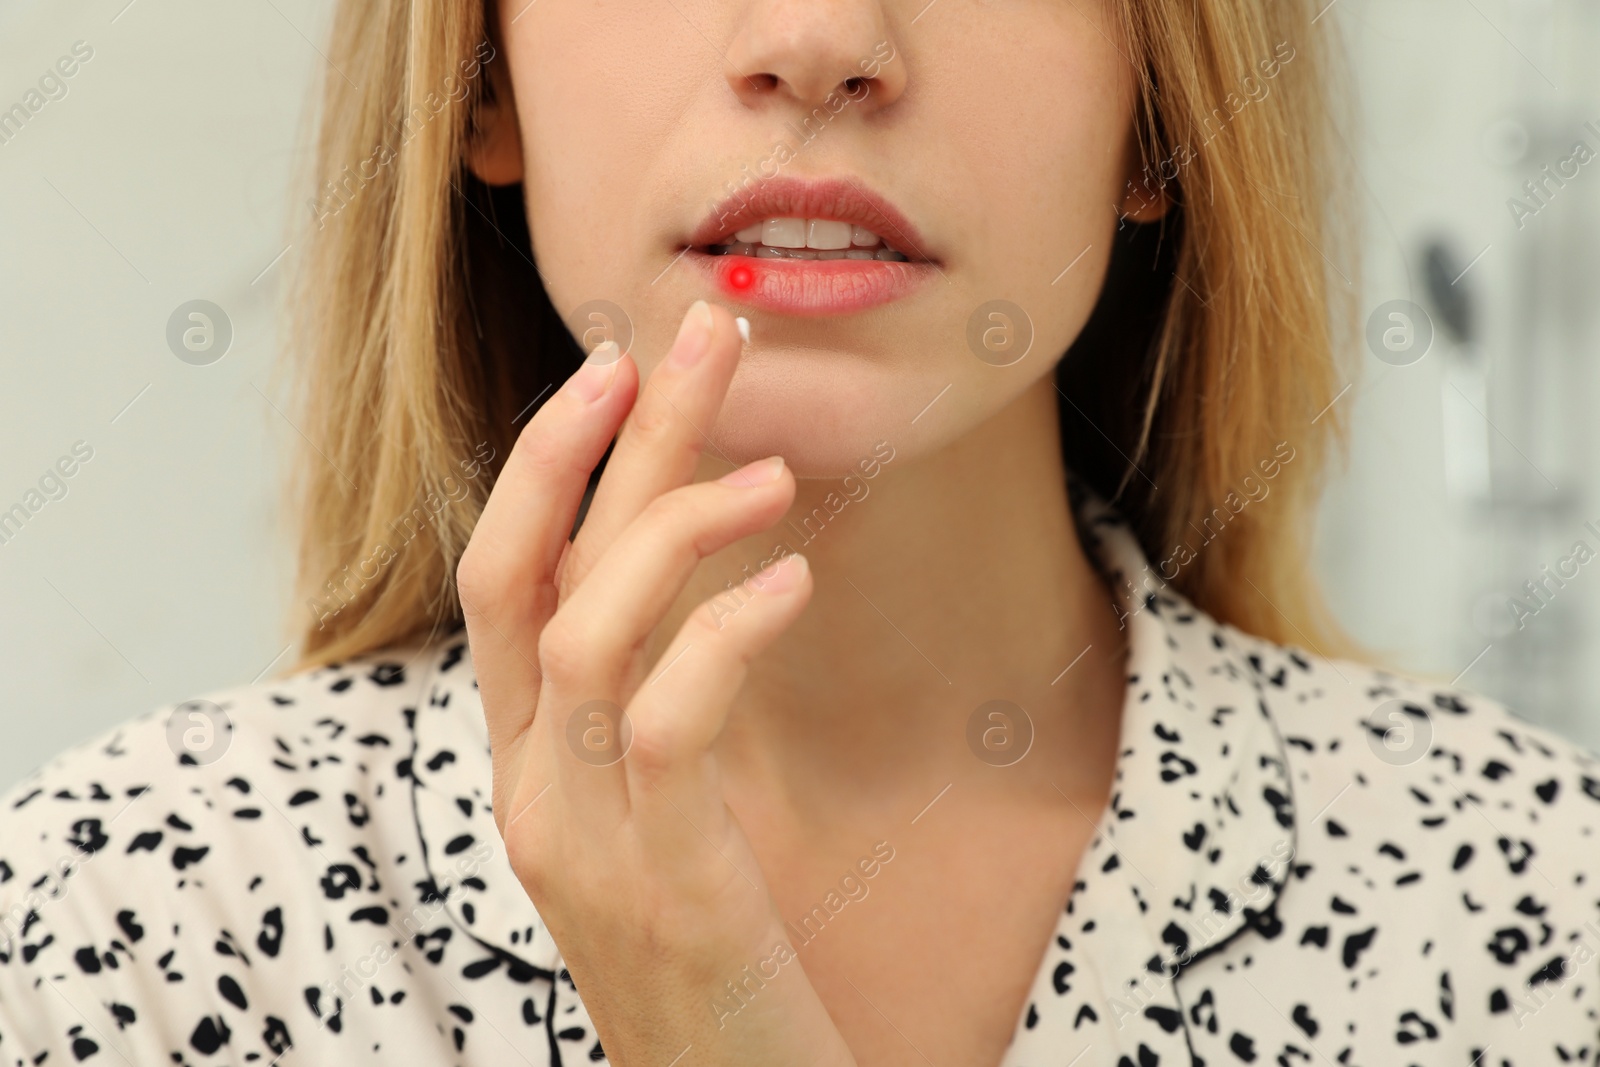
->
<box><xmin>687</xmin><ymin>251</ymin><xmax>936</xmax><ymax>316</ymax></box>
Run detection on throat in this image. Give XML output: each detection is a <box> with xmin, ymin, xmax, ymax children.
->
<box><xmin>684</xmin><ymin>378</ymin><xmax>1129</xmax><ymax>809</ymax></box>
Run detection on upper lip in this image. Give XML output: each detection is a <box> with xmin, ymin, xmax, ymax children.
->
<box><xmin>687</xmin><ymin>176</ymin><xmax>936</xmax><ymax>262</ymax></box>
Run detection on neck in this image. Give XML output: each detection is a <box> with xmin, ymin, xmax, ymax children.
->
<box><xmin>658</xmin><ymin>374</ymin><xmax>1129</xmax><ymax>814</ymax></box>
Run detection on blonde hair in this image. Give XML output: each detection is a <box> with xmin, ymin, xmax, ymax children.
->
<box><xmin>286</xmin><ymin>0</ymin><xmax>1358</xmax><ymax>669</ymax></box>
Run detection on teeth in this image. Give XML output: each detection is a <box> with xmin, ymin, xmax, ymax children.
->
<box><xmin>708</xmin><ymin>242</ymin><xmax>908</xmax><ymax>262</ymax></box>
<box><xmin>707</xmin><ymin>219</ymin><xmax>909</xmax><ymax>261</ymax></box>
<box><xmin>807</xmin><ymin>220</ymin><xmax>853</xmax><ymax>250</ymax></box>
<box><xmin>762</xmin><ymin>218</ymin><xmax>808</xmax><ymax>248</ymax></box>
<box><xmin>719</xmin><ymin>217</ymin><xmax>888</xmax><ymax>251</ymax></box>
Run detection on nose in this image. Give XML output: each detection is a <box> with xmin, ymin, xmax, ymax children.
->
<box><xmin>724</xmin><ymin>0</ymin><xmax>906</xmax><ymax>114</ymax></box>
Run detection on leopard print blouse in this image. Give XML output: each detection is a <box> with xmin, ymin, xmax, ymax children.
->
<box><xmin>2</xmin><ymin>490</ymin><xmax>1597</xmax><ymax>1066</ymax></box>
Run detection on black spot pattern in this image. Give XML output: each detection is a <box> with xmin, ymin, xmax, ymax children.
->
<box><xmin>0</xmin><ymin>487</ymin><xmax>1596</xmax><ymax>1065</ymax></box>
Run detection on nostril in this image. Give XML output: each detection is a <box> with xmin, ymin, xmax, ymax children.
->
<box><xmin>744</xmin><ymin>72</ymin><xmax>780</xmax><ymax>93</ymax></box>
<box><xmin>843</xmin><ymin>77</ymin><xmax>865</xmax><ymax>95</ymax></box>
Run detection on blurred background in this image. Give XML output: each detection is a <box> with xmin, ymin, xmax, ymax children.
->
<box><xmin>2</xmin><ymin>0</ymin><xmax>1599</xmax><ymax>791</ymax></box>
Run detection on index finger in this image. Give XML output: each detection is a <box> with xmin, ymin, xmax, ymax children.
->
<box><xmin>557</xmin><ymin>299</ymin><xmax>746</xmax><ymax>593</ymax></box>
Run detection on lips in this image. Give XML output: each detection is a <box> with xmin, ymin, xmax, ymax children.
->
<box><xmin>683</xmin><ymin>176</ymin><xmax>939</xmax><ymax>316</ymax></box>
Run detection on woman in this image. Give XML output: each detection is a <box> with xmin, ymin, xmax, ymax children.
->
<box><xmin>2</xmin><ymin>0</ymin><xmax>1596</xmax><ymax>1064</ymax></box>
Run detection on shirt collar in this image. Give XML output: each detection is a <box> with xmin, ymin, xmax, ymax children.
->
<box><xmin>1068</xmin><ymin>477</ymin><xmax>1297</xmax><ymax>973</ymax></box>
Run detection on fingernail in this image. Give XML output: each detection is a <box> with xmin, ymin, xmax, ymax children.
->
<box><xmin>753</xmin><ymin>552</ymin><xmax>807</xmax><ymax>593</ymax></box>
<box><xmin>735</xmin><ymin>316</ymin><xmax>751</xmax><ymax>343</ymax></box>
<box><xmin>569</xmin><ymin>342</ymin><xmax>620</xmax><ymax>402</ymax></box>
<box><xmin>716</xmin><ymin>455</ymin><xmax>785</xmax><ymax>487</ymax></box>
<box><xmin>668</xmin><ymin>300</ymin><xmax>715</xmax><ymax>370</ymax></box>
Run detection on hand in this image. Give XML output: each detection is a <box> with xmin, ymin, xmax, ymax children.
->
<box><xmin>457</xmin><ymin>300</ymin><xmax>855</xmax><ymax>1067</ymax></box>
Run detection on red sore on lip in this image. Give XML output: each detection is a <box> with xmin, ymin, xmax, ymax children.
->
<box><xmin>721</xmin><ymin>262</ymin><xmax>758</xmax><ymax>295</ymax></box>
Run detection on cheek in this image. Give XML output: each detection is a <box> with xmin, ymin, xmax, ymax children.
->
<box><xmin>918</xmin><ymin>21</ymin><xmax>1135</xmax><ymax>342</ymax></box>
<box><xmin>508</xmin><ymin>10</ymin><xmax>698</xmax><ymax>309</ymax></box>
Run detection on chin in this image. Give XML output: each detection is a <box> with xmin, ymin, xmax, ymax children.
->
<box><xmin>705</xmin><ymin>351</ymin><xmax>949</xmax><ymax>479</ymax></box>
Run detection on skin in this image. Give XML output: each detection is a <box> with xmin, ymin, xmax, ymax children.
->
<box><xmin>458</xmin><ymin>1</ymin><xmax>1171</xmax><ymax>1063</ymax></box>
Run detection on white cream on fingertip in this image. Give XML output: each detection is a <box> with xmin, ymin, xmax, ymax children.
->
<box><xmin>735</xmin><ymin>316</ymin><xmax>750</xmax><ymax>343</ymax></box>
<box><xmin>584</xmin><ymin>340</ymin><xmax>620</xmax><ymax>365</ymax></box>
